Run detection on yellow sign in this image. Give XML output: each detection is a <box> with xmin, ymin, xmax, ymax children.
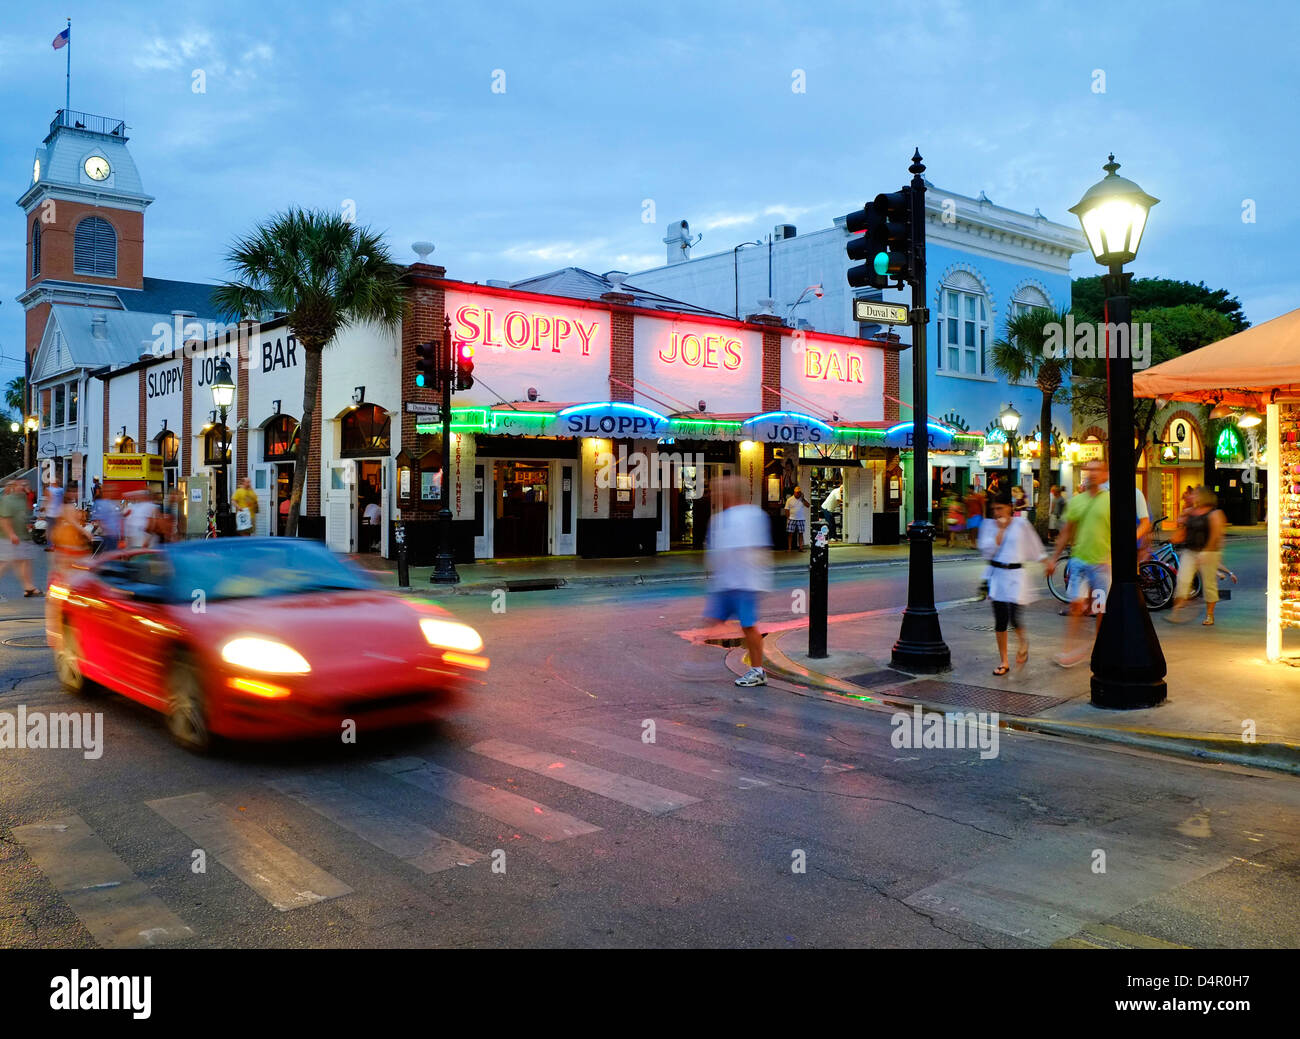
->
<box><xmin>1073</xmin><ymin>441</ymin><xmax>1105</xmax><ymax>462</ymax></box>
<box><xmin>103</xmin><ymin>453</ymin><xmax>165</xmax><ymax>481</ymax></box>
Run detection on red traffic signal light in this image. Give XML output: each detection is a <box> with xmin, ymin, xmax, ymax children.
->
<box><xmin>454</xmin><ymin>341</ymin><xmax>475</xmax><ymax>391</ymax></box>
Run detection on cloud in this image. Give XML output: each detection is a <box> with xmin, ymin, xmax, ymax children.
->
<box><xmin>133</xmin><ymin>30</ymin><xmax>213</xmax><ymax>71</ymax></box>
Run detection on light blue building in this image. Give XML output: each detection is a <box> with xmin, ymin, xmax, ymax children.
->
<box><xmin>627</xmin><ymin>186</ymin><xmax>1087</xmax><ymax>522</ymax></box>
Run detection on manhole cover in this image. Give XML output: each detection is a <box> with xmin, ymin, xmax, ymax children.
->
<box><xmin>844</xmin><ymin>668</ymin><xmax>913</xmax><ymax>687</ymax></box>
<box><xmin>3</xmin><ymin>634</ymin><xmax>48</xmax><ymax>649</ymax></box>
<box><xmin>874</xmin><ymin>678</ymin><xmax>1066</xmax><ymax>716</ymax></box>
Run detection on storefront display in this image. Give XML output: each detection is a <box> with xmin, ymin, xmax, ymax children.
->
<box><xmin>1277</xmin><ymin>404</ymin><xmax>1300</xmax><ymax>631</ymax></box>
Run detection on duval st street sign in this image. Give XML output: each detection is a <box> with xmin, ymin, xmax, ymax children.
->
<box><xmin>852</xmin><ymin>300</ymin><xmax>910</xmax><ymax>325</ymax></box>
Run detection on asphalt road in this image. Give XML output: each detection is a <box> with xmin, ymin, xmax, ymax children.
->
<box><xmin>2</xmin><ymin>542</ymin><xmax>1298</xmax><ymax>949</ymax></box>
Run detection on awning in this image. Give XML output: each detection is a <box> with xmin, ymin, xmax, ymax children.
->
<box><xmin>1133</xmin><ymin>307</ymin><xmax>1300</xmax><ymax>405</ymax></box>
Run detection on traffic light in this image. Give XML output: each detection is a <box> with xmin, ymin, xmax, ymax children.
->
<box><xmin>415</xmin><ymin>340</ymin><xmax>441</xmax><ymax>388</ymax></box>
<box><xmin>454</xmin><ymin>342</ymin><xmax>475</xmax><ymax>391</ymax></box>
<box><xmin>844</xmin><ymin>187</ymin><xmax>914</xmax><ymax>289</ymax></box>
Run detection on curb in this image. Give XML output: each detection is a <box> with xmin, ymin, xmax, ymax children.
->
<box><xmin>757</xmin><ymin>630</ymin><xmax>1300</xmax><ymax>777</ymax></box>
<box><xmin>378</xmin><ymin>550</ymin><xmax>983</xmax><ymax>596</ymax></box>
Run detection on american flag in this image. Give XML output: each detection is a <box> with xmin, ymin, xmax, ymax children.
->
<box><xmin>52</xmin><ymin>27</ymin><xmax>69</xmax><ymax>50</ymax></box>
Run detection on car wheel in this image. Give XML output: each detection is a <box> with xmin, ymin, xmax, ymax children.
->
<box><xmin>166</xmin><ymin>653</ymin><xmax>211</xmax><ymax>753</ymax></box>
<box><xmin>55</xmin><ymin>623</ymin><xmax>88</xmax><ymax>695</ymax></box>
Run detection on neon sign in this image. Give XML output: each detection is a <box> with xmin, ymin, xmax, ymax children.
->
<box><xmin>558</xmin><ymin>402</ymin><xmax>668</xmax><ymax>437</ymax></box>
<box><xmin>883</xmin><ymin>421</ymin><xmax>957</xmax><ymax>450</ymax></box>
<box><xmin>742</xmin><ymin>411</ymin><xmax>833</xmax><ymax>444</ymax></box>
<box><xmin>803</xmin><ymin>344</ymin><xmax>866</xmax><ymax>383</ymax></box>
<box><xmin>453</xmin><ymin>304</ymin><xmax>600</xmax><ymax>356</ymax></box>
<box><xmin>657</xmin><ymin>331</ymin><xmax>743</xmax><ymax>370</ymax></box>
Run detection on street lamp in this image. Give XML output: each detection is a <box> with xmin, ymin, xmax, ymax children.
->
<box><xmin>1069</xmin><ymin>155</ymin><xmax>1165</xmax><ymax>708</ymax></box>
<box><xmin>998</xmin><ymin>402</ymin><xmax>1021</xmax><ymax>487</ymax></box>
<box><xmin>787</xmin><ymin>284</ymin><xmax>824</xmax><ymax>322</ymax></box>
<box><xmin>210</xmin><ymin>355</ymin><xmax>236</xmax><ymax>537</ymax></box>
<box><xmin>733</xmin><ymin>240</ymin><xmax>762</xmax><ymax>319</ymax></box>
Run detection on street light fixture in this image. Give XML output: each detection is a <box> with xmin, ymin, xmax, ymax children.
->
<box><xmin>998</xmin><ymin>402</ymin><xmax>1022</xmax><ymax>486</ymax></box>
<box><xmin>787</xmin><ymin>284</ymin><xmax>824</xmax><ymax>322</ymax></box>
<box><xmin>210</xmin><ymin>355</ymin><xmax>236</xmax><ymax>537</ymax></box>
<box><xmin>1069</xmin><ymin>155</ymin><xmax>1165</xmax><ymax>709</ymax></box>
<box><xmin>1237</xmin><ymin>408</ymin><xmax>1262</xmax><ymax>429</ymax></box>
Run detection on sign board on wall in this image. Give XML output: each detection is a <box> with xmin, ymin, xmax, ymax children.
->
<box><xmin>741</xmin><ymin>411</ymin><xmax>834</xmax><ymax>445</ymax></box>
<box><xmin>103</xmin><ymin>453</ymin><xmax>165</xmax><ymax>481</ymax></box>
<box><xmin>444</xmin><ymin>289</ymin><xmax>611</xmax><ymax>405</ymax></box>
<box><xmin>882</xmin><ymin>421</ymin><xmax>958</xmax><ymax>450</ymax></box>
<box><xmin>782</xmin><ymin>332</ymin><xmax>885</xmax><ymax>422</ymax></box>
<box><xmin>632</xmin><ymin>315</ymin><xmax>762</xmax><ymax>415</ymax></box>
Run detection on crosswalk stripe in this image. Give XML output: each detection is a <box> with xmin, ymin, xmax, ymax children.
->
<box><xmin>658</xmin><ymin>720</ymin><xmax>855</xmax><ymax>773</ymax></box>
<box><xmin>554</xmin><ymin>725</ymin><xmax>770</xmax><ymax>789</ymax></box>
<box><xmin>12</xmin><ymin>815</ymin><xmax>194</xmax><ymax>948</ymax></box>
<box><xmin>146</xmin><ymin>792</ymin><xmax>352</xmax><ymax>912</ymax></box>
<box><xmin>268</xmin><ymin>776</ymin><xmax>483</xmax><ymax>874</ymax></box>
<box><xmin>469</xmin><ymin>738</ymin><xmax>701</xmax><ymax>815</ymax></box>
<box><xmin>373</xmin><ymin>757</ymin><xmax>601</xmax><ymax>842</ymax></box>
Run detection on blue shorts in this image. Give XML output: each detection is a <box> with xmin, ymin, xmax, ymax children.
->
<box><xmin>1067</xmin><ymin>560</ymin><xmax>1112</xmax><ymax>604</ymax></box>
<box><xmin>705</xmin><ymin>589</ymin><xmax>760</xmax><ymax>629</ymax></box>
<box><xmin>966</xmin><ymin>515</ymin><xmax>982</xmax><ymax>530</ymax></box>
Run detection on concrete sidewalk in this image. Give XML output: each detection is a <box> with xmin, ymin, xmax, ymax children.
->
<box><xmin>750</xmin><ymin>557</ymin><xmax>1300</xmax><ymax>775</ymax></box>
<box><xmin>354</xmin><ymin>542</ymin><xmax>984</xmax><ymax>594</ymax></box>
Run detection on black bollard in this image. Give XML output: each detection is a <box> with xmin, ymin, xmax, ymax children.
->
<box><xmin>809</xmin><ymin>522</ymin><xmax>829</xmax><ymax>659</ymax></box>
<box><xmin>395</xmin><ymin>521</ymin><xmax>409</xmax><ymax>589</ymax></box>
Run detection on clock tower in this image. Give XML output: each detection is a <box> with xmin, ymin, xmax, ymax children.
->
<box><xmin>16</xmin><ymin>109</ymin><xmax>154</xmax><ymax>381</ymax></box>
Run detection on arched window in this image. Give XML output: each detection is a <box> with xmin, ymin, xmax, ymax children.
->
<box><xmin>263</xmin><ymin>414</ymin><xmax>300</xmax><ymax>461</ymax></box>
<box><xmin>1010</xmin><ymin>284</ymin><xmax>1051</xmax><ymax>319</ymax></box>
<box><xmin>156</xmin><ymin>430</ymin><xmax>179</xmax><ymax>465</ymax></box>
<box><xmin>73</xmin><ymin>216</ymin><xmax>117</xmax><ymax>277</ymax></box>
<box><xmin>31</xmin><ymin>220</ymin><xmax>41</xmax><ymax>277</ymax></box>
<box><xmin>117</xmin><ymin>435</ymin><xmax>136</xmax><ymax>454</ymax></box>
<box><xmin>341</xmin><ymin>404</ymin><xmax>391</xmax><ymax>457</ymax></box>
<box><xmin>937</xmin><ymin>271</ymin><xmax>989</xmax><ymax>375</ymax></box>
<box><xmin>203</xmin><ymin>425</ymin><xmax>231</xmax><ymax>466</ymax></box>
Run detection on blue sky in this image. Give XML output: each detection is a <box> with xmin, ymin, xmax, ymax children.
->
<box><xmin>2</xmin><ymin>0</ymin><xmax>1295</xmax><ymax>386</ymax></box>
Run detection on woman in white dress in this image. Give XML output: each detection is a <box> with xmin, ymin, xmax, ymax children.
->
<box><xmin>978</xmin><ymin>490</ymin><xmax>1045</xmax><ymax>675</ymax></box>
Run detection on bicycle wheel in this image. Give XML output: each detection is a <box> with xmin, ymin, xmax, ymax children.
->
<box><xmin>1047</xmin><ymin>556</ymin><xmax>1072</xmax><ymax>604</ymax></box>
<box><xmin>1139</xmin><ymin>559</ymin><xmax>1177</xmax><ymax>611</ymax></box>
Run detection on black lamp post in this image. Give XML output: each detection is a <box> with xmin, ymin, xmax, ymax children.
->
<box><xmin>432</xmin><ymin>316</ymin><xmax>459</xmax><ymax>584</ymax></box>
<box><xmin>1068</xmin><ymin>155</ymin><xmax>1166</xmax><ymax>708</ymax></box>
<box><xmin>210</xmin><ymin>356</ymin><xmax>236</xmax><ymax>537</ymax></box>
<box><xmin>998</xmin><ymin>402</ymin><xmax>1021</xmax><ymax>489</ymax></box>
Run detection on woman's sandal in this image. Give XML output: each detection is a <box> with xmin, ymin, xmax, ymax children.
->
<box><xmin>993</xmin><ymin>664</ymin><xmax>1010</xmax><ymax>676</ymax></box>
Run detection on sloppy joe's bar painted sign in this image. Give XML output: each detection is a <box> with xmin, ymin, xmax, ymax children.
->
<box><xmin>444</xmin><ymin>289</ymin><xmax>612</xmax><ymax>406</ymax></box>
<box><xmin>782</xmin><ymin>332</ymin><xmax>885</xmax><ymax>422</ymax></box>
<box><xmin>741</xmin><ymin>411</ymin><xmax>834</xmax><ymax>444</ymax></box>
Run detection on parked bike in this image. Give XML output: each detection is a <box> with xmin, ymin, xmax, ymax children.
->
<box><xmin>1047</xmin><ymin>545</ymin><xmax>1178</xmax><ymax>611</ymax></box>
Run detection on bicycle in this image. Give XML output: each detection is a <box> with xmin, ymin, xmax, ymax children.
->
<box><xmin>1149</xmin><ymin>517</ymin><xmax>1237</xmax><ymax>600</ymax></box>
<box><xmin>1047</xmin><ymin>545</ymin><xmax>1178</xmax><ymax>611</ymax></box>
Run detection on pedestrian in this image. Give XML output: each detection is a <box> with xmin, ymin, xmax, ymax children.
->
<box><xmin>0</xmin><ymin>479</ymin><xmax>42</xmax><ymax>598</ymax></box>
<box><xmin>91</xmin><ymin>477</ymin><xmax>102</xmax><ymax>500</ymax></box>
<box><xmin>50</xmin><ymin>480</ymin><xmax>91</xmax><ymax>578</ymax></box>
<box><xmin>943</xmin><ymin>487</ymin><xmax>964</xmax><ymax>548</ymax></box>
<box><xmin>963</xmin><ymin>481</ymin><xmax>986</xmax><ymax>547</ymax></box>
<box><xmin>1169</xmin><ymin>485</ymin><xmax>1228</xmax><ymax>625</ymax></box>
<box><xmin>1010</xmin><ymin>483</ymin><xmax>1028</xmax><ymax>516</ymax></box>
<box><xmin>784</xmin><ymin>485</ymin><xmax>809</xmax><ymax>551</ymax></box>
<box><xmin>979</xmin><ymin>488</ymin><xmax>1044</xmax><ymax>675</ymax></box>
<box><xmin>363</xmin><ymin>497</ymin><xmax>383</xmax><ymax>551</ymax></box>
<box><xmin>44</xmin><ymin>472</ymin><xmax>64</xmax><ymax>522</ymax></box>
<box><xmin>820</xmin><ymin>481</ymin><xmax>843</xmax><ymax>541</ymax></box>
<box><xmin>1048</xmin><ymin>485</ymin><xmax>1066</xmax><ymax>540</ymax></box>
<box><xmin>703</xmin><ymin>476</ymin><xmax>773</xmax><ymax>687</ymax></box>
<box><xmin>1046</xmin><ymin>459</ymin><xmax>1111</xmax><ymax>667</ymax></box>
<box><xmin>232</xmin><ymin>477</ymin><xmax>258</xmax><ymax>536</ymax></box>
<box><xmin>123</xmin><ymin>489</ymin><xmax>161</xmax><ymax>548</ymax></box>
<box><xmin>90</xmin><ymin>490</ymin><xmax>124</xmax><ymax>551</ymax></box>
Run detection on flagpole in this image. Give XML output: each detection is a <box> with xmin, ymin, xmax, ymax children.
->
<box><xmin>64</xmin><ymin>18</ymin><xmax>71</xmax><ymax>114</ymax></box>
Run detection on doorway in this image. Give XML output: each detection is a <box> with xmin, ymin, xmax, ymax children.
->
<box><xmin>355</xmin><ymin>459</ymin><xmax>383</xmax><ymax>553</ymax></box>
<box><xmin>273</xmin><ymin>463</ymin><xmax>294</xmax><ymax>536</ymax></box>
<box><xmin>494</xmin><ymin>460</ymin><xmax>550</xmax><ymax>557</ymax></box>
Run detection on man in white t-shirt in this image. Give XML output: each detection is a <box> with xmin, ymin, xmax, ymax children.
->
<box><xmin>123</xmin><ymin>490</ymin><xmax>160</xmax><ymax>548</ymax></box>
<box><xmin>704</xmin><ymin>476</ymin><xmax>773</xmax><ymax>687</ymax></box>
<box><xmin>1100</xmin><ymin>479</ymin><xmax>1152</xmax><ymax>546</ymax></box>
<box><xmin>783</xmin><ymin>487</ymin><xmax>810</xmax><ymax>551</ymax></box>
<box><xmin>362</xmin><ymin>500</ymin><xmax>382</xmax><ymax>551</ymax></box>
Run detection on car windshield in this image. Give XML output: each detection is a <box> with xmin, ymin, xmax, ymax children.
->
<box><xmin>165</xmin><ymin>539</ymin><xmax>374</xmax><ymax>602</ymax></box>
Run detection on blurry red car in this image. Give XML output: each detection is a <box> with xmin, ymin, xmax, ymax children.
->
<box><xmin>46</xmin><ymin>537</ymin><xmax>487</xmax><ymax>751</ymax></box>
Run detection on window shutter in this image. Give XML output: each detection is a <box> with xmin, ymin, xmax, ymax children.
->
<box><xmin>73</xmin><ymin>217</ymin><xmax>117</xmax><ymax>277</ymax></box>
<box><xmin>31</xmin><ymin>220</ymin><xmax>41</xmax><ymax>276</ymax></box>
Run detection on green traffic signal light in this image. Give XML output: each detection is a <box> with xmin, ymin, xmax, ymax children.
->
<box><xmin>416</xmin><ymin>373</ymin><xmax>426</xmax><ymax>387</ymax></box>
<box><xmin>874</xmin><ymin>251</ymin><xmax>890</xmax><ymax>277</ymax></box>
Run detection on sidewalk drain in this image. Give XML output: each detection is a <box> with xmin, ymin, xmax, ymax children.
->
<box><xmin>3</xmin><ymin>634</ymin><xmax>47</xmax><ymax>649</ymax></box>
<box><xmin>844</xmin><ymin>668</ymin><xmax>913</xmax><ymax>687</ymax></box>
<box><xmin>873</xmin><ymin>679</ymin><xmax>1066</xmax><ymax>716</ymax></box>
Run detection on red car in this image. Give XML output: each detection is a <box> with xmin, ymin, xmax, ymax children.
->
<box><xmin>46</xmin><ymin>538</ymin><xmax>487</xmax><ymax>751</ymax></box>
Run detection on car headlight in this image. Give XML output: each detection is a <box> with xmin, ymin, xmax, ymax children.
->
<box><xmin>220</xmin><ymin>637</ymin><xmax>311</xmax><ymax>674</ymax></box>
<box><xmin>419</xmin><ymin>618</ymin><xmax>483</xmax><ymax>653</ymax></box>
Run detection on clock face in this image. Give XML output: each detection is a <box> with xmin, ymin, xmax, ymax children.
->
<box><xmin>32</xmin><ymin>158</ymin><xmax>40</xmax><ymax>183</ymax></box>
<box><xmin>83</xmin><ymin>156</ymin><xmax>111</xmax><ymax>181</ymax></box>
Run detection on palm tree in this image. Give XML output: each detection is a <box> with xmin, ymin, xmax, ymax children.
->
<box><xmin>5</xmin><ymin>375</ymin><xmax>26</xmax><ymax>420</ymax></box>
<box><xmin>990</xmin><ymin>307</ymin><xmax>1071</xmax><ymax>533</ymax></box>
<box><xmin>212</xmin><ymin>210</ymin><xmax>407</xmax><ymax>537</ymax></box>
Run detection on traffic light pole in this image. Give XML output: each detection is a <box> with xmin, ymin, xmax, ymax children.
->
<box><xmin>432</xmin><ymin>315</ymin><xmax>459</xmax><ymax>584</ymax></box>
<box><xmin>890</xmin><ymin>150</ymin><xmax>951</xmax><ymax>673</ymax></box>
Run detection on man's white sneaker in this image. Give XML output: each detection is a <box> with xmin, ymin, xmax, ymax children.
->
<box><xmin>735</xmin><ymin>667</ymin><xmax>767</xmax><ymax>687</ymax></box>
